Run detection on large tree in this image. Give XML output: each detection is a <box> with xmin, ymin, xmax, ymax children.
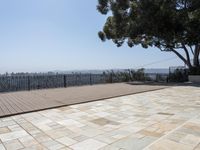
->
<box><xmin>97</xmin><ymin>0</ymin><xmax>200</xmax><ymax>75</ymax></box>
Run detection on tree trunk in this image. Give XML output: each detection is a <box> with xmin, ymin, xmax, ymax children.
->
<box><xmin>193</xmin><ymin>45</ymin><xmax>200</xmax><ymax>67</ymax></box>
<box><xmin>171</xmin><ymin>47</ymin><xmax>200</xmax><ymax>75</ymax></box>
<box><xmin>189</xmin><ymin>45</ymin><xmax>200</xmax><ymax>75</ymax></box>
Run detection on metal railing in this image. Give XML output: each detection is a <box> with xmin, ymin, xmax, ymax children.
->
<box><xmin>0</xmin><ymin>72</ymin><xmax>170</xmax><ymax>93</ymax></box>
<box><xmin>0</xmin><ymin>74</ymin><xmax>109</xmax><ymax>92</ymax></box>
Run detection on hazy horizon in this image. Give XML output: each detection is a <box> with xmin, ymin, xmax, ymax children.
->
<box><xmin>1</xmin><ymin>68</ymin><xmax>173</xmax><ymax>75</ymax></box>
<box><xmin>0</xmin><ymin>0</ymin><xmax>184</xmax><ymax>73</ymax></box>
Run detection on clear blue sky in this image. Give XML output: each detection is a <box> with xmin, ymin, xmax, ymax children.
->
<box><xmin>0</xmin><ymin>0</ymin><xmax>183</xmax><ymax>73</ymax></box>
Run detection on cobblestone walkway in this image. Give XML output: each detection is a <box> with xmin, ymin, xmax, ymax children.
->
<box><xmin>0</xmin><ymin>86</ymin><xmax>199</xmax><ymax>150</ymax></box>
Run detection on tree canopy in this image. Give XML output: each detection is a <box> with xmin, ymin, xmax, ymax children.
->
<box><xmin>97</xmin><ymin>0</ymin><xmax>200</xmax><ymax>74</ymax></box>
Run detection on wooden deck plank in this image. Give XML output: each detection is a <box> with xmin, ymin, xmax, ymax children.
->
<box><xmin>9</xmin><ymin>94</ymin><xmax>34</xmax><ymax>112</ymax></box>
<box><xmin>0</xmin><ymin>102</ymin><xmax>5</xmax><ymax>116</ymax></box>
<box><xmin>14</xmin><ymin>94</ymin><xmax>40</xmax><ymax>111</ymax></box>
<box><xmin>2</xmin><ymin>95</ymin><xmax>19</xmax><ymax>114</ymax></box>
<box><xmin>0</xmin><ymin>83</ymin><xmax>170</xmax><ymax>117</ymax></box>
<box><xmin>0</xmin><ymin>96</ymin><xmax>11</xmax><ymax>115</ymax></box>
<box><xmin>6</xmin><ymin>94</ymin><xmax>24</xmax><ymax>112</ymax></box>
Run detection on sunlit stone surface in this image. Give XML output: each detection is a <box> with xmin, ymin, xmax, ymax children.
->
<box><xmin>0</xmin><ymin>86</ymin><xmax>199</xmax><ymax>150</ymax></box>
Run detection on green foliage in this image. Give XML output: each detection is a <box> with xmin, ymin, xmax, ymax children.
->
<box><xmin>97</xmin><ymin>0</ymin><xmax>200</xmax><ymax>74</ymax></box>
<box><xmin>104</xmin><ymin>69</ymin><xmax>149</xmax><ymax>82</ymax></box>
<box><xmin>130</xmin><ymin>68</ymin><xmax>145</xmax><ymax>81</ymax></box>
<box><xmin>97</xmin><ymin>0</ymin><xmax>200</xmax><ymax>48</ymax></box>
<box><xmin>169</xmin><ymin>69</ymin><xmax>188</xmax><ymax>82</ymax></box>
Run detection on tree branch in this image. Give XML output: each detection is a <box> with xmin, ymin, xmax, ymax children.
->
<box><xmin>181</xmin><ymin>43</ymin><xmax>192</xmax><ymax>68</ymax></box>
<box><xmin>170</xmin><ymin>48</ymin><xmax>190</xmax><ymax>68</ymax></box>
<box><xmin>189</xmin><ymin>46</ymin><xmax>194</xmax><ymax>55</ymax></box>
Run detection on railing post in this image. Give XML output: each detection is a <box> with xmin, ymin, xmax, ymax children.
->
<box><xmin>111</xmin><ymin>73</ymin><xmax>113</xmax><ymax>83</ymax></box>
<box><xmin>75</xmin><ymin>74</ymin><xmax>78</xmax><ymax>86</ymax></box>
<box><xmin>64</xmin><ymin>75</ymin><xmax>67</xmax><ymax>88</ymax></box>
<box><xmin>90</xmin><ymin>73</ymin><xmax>92</xmax><ymax>85</ymax></box>
<box><xmin>28</xmin><ymin>76</ymin><xmax>30</xmax><ymax>91</ymax></box>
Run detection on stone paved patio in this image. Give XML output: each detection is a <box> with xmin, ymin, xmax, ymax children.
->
<box><xmin>0</xmin><ymin>86</ymin><xmax>199</xmax><ymax>150</ymax></box>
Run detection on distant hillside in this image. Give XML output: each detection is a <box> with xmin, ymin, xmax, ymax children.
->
<box><xmin>53</xmin><ymin>68</ymin><xmax>169</xmax><ymax>74</ymax></box>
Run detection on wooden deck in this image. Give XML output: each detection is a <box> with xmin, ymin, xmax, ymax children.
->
<box><xmin>0</xmin><ymin>83</ymin><xmax>169</xmax><ymax>117</ymax></box>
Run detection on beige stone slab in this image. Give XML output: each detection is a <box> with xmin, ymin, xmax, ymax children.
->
<box><xmin>41</xmin><ymin>140</ymin><xmax>65</xmax><ymax>150</ymax></box>
<box><xmin>148</xmin><ymin>139</ymin><xmax>193</xmax><ymax>150</ymax></box>
<box><xmin>56</xmin><ymin>136</ymin><xmax>77</xmax><ymax>146</ymax></box>
<box><xmin>0</xmin><ymin>130</ymin><xmax>28</xmax><ymax>142</ymax></box>
<box><xmin>70</xmin><ymin>139</ymin><xmax>107</xmax><ymax>150</ymax></box>
<box><xmin>0</xmin><ymin>127</ymin><xmax>10</xmax><ymax>134</ymax></box>
<box><xmin>19</xmin><ymin>135</ymin><xmax>39</xmax><ymax>147</ymax></box>
<box><xmin>4</xmin><ymin>139</ymin><xmax>24</xmax><ymax>150</ymax></box>
<box><xmin>0</xmin><ymin>144</ymin><xmax>5</xmax><ymax>150</ymax></box>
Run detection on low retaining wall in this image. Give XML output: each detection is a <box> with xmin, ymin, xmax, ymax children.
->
<box><xmin>189</xmin><ymin>75</ymin><xmax>200</xmax><ymax>83</ymax></box>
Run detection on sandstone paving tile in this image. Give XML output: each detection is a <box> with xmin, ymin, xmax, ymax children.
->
<box><xmin>72</xmin><ymin>135</ymin><xmax>89</xmax><ymax>142</ymax></box>
<box><xmin>77</xmin><ymin>120</ymin><xmax>102</xmax><ymax>129</ymax></box>
<box><xmin>118</xmin><ymin>125</ymin><xmax>146</xmax><ymax>134</ymax></box>
<box><xmin>195</xmin><ymin>143</ymin><xmax>200</xmax><ymax>150</ymax></box>
<box><xmin>57</xmin><ymin>119</ymin><xmax>85</xmax><ymax>128</ymax></box>
<box><xmin>56</xmin><ymin>136</ymin><xmax>77</xmax><ymax>146</ymax></box>
<box><xmin>94</xmin><ymin>134</ymin><xmax>120</xmax><ymax>144</ymax></box>
<box><xmin>59</xmin><ymin>147</ymin><xmax>73</xmax><ymax>150</ymax></box>
<box><xmin>56</xmin><ymin>128</ymin><xmax>82</xmax><ymax>139</ymax></box>
<box><xmin>0</xmin><ymin>130</ymin><xmax>28</xmax><ymax>142</ymax></box>
<box><xmin>47</xmin><ymin>122</ymin><xmax>64</xmax><ymax>129</ymax></box>
<box><xmin>184</xmin><ymin>122</ymin><xmax>200</xmax><ymax>133</ymax></box>
<box><xmin>100</xmin><ymin>126</ymin><xmax>119</xmax><ymax>132</ymax></box>
<box><xmin>179</xmin><ymin>127</ymin><xmax>200</xmax><ymax>137</ymax></box>
<box><xmin>91</xmin><ymin>118</ymin><xmax>120</xmax><ymax>126</ymax></box>
<box><xmin>8</xmin><ymin>124</ymin><xmax>24</xmax><ymax>132</ymax></box>
<box><xmin>67</xmin><ymin>112</ymin><xmax>90</xmax><ymax>119</ymax></box>
<box><xmin>0</xmin><ymin>120</ymin><xmax>16</xmax><ymax>128</ymax></box>
<box><xmin>93</xmin><ymin>112</ymin><xmax>110</xmax><ymax>118</ymax></box>
<box><xmin>69</xmin><ymin>139</ymin><xmax>107</xmax><ymax>150</ymax></box>
<box><xmin>138</xmin><ymin>129</ymin><xmax>163</xmax><ymax>138</ymax></box>
<box><xmin>28</xmin><ymin>129</ymin><xmax>41</xmax><ymax>135</ymax></box>
<box><xmin>12</xmin><ymin>117</ymin><xmax>27</xmax><ymax>124</ymax></box>
<box><xmin>0</xmin><ymin>127</ymin><xmax>11</xmax><ymax>134</ymax></box>
<box><xmin>33</xmin><ymin>124</ymin><xmax>52</xmax><ymax>132</ymax></box>
<box><xmin>0</xmin><ymin>144</ymin><xmax>5</xmax><ymax>150</ymax></box>
<box><xmin>44</xmin><ymin>127</ymin><xmax>77</xmax><ymax>139</ymax></box>
<box><xmin>32</xmin><ymin>133</ymin><xmax>52</xmax><ymax>143</ymax></box>
<box><xmin>20</xmin><ymin>144</ymin><xmax>48</xmax><ymax>150</ymax></box>
<box><xmin>147</xmin><ymin>139</ymin><xmax>194</xmax><ymax>150</ymax></box>
<box><xmin>100</xmin><ymin>124</ymin><xmax>121</xmax><ymax>131</ymax></box>
<box><xmin>108</xmin><ymin>129</ymin><xmax>132</xmax><ymax>139</ymax></box>
<box><xmin>166</xmin><ymin>131</ymin><xmax>187</xmax><ymax>143</ymax></box>
<box><xmin>99</xmin><ymin>145</ymin><xmax>121</xmax><ymax>150</ymax></box>
<box><xmin>108</xmin><ymin>135</ymin><xmax>158</xmax><ymax>150</ymax></box>
<box><xmin>79</xmin><ymin>126</ymin><xmax>105</xmax><ymax>137</ymax></box>
<box><xmin>1</xmin><ymin>118</ymin><xmax>13</xmax><ymax>122</ymax></box>
<box><xmin>18</xmin><ymin>135</ymin><xmax>39</xmax><ymax>147</ymax></box>
<box><xmin>41</xmin><ymin>139</ymin><xmax>65</xmax><ymax>150</ymax></box>
<box><xmin>18</xmin><ymin>122</ymin><xmax>38</xmax><ymax>131</ymax></box>
<box><xmin>3</xmin><ymin>139</ymin><xmax>24</xmax><ymax>150</ymax></box>
<box><xmin>179</xmin><ymin>134</ymin><xmax>200</xmax><ymax>148</ymax></box>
